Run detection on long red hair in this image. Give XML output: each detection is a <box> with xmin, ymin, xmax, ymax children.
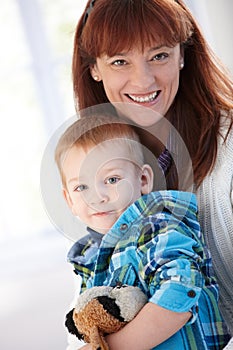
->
<box><xmin>72</xmin><ymin>0</ymin><xmax>233</xmax><ymax>187</ymax></box>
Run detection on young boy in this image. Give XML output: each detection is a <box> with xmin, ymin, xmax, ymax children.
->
<box><xmin>55</xmin><ymin>114</ymin><xmax>230</xmax><ymax>350</ymax></box>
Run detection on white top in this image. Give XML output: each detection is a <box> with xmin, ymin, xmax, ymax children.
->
<box><xmin>196</xmin><ymin>118</ymin><xmax>233</xmax><ymax>337</ymax></box>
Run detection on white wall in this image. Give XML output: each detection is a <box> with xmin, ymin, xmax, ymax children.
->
<box><xmin>0</xmin><ymin>232</ymin><xmax>77</xmax><ymax>349</ymax></box>
<box><xmin>185</xmin><ymin>0</ymin><xmax>233</xmax><ymax>73</ymax></box>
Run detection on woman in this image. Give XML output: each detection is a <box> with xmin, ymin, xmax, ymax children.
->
<box><xmin>71</xmin><ymin>0</ymin><xmax>233</xmax><ymax>348</ymax></box>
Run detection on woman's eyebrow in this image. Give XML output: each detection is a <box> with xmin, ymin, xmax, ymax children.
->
<box><xmin>149</xmin><ymin>45</ymin><xmax>166</xmax><ymax>51</ymax></box>
<box><xmin>107</xmin><ymin>45</ymin><xmax>166</xmax><ymax>57</ymax></box>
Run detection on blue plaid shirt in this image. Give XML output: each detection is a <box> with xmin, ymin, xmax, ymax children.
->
<box><xmin>68</xmin><ymin>190</ymin><xmax>230</xmax><ymax>349</ymax></box>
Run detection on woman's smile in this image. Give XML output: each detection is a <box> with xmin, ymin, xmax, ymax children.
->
<box><xmin>126</xmin><ymin>90</ymin><xmax>161</xmax><ymax>104</ymax></box>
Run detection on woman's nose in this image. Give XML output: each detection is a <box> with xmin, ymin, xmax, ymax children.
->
<box><xmin>130</xmin><ymin>63</ymin><xmax>155</xmax><ymax>89</ymax></box>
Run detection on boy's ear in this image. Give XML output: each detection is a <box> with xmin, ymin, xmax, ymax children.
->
<box><xmin>141</xmin><ymin>164</ymin><xmax>154</xmax><ymax>195</ymax></box>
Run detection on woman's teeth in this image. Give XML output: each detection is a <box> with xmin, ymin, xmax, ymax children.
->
<box><xmin>128</xmin><ymin>91</ymin><xmax>158</xmax><ymax>103</ymax></box>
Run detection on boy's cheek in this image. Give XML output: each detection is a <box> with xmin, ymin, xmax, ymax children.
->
<box><xmin>116</xmin><ymin>179</ymin><xmax>141</xmax><ymax>208</ymax></box>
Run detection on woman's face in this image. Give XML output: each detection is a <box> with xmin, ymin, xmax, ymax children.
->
<box><xmin>91</xmin><ymin>44</ymin><xmax>183</xmax><ymax>126</ymax></box>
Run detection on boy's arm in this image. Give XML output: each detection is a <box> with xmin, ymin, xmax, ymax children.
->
<box><xmin>78</xmin><ymin>302</ymin><xmax>190</xmax><ymax>350</ymax></box>
<box><xmin>104</xmin><ymin>302</ymin><xmax>191</xmax><ymax>350</ymax></box>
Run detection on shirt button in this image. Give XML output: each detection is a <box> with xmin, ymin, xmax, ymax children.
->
<box><xmin>120</xmin><ymin>223</ymin><xmax>128</xmax><ymax>231</ymax></box>
<box><xmin>187</xmin><ymin>290</ymin><xmax>196</xmax><ymax>298</ymax></box>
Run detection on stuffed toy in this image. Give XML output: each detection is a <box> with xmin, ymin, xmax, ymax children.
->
<box><xmin>65</xmin><ymin>284</ymin><xmax>148</xmax><ymax>350</ymax></box>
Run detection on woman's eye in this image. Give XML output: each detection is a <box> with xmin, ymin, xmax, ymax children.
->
<box><xmin>111</xmin><ymin>59</ymin><xmax>127</xmax><ymax>66</ymax></box>
<box><xmin>152</xmin><ymin>52</ymin><xmax>169</xmax><ymax>61</ymax></box>
<box><xmin>106</xmin><ymin>177</ymin><xmax>120</xmax><ymax>184</ymax></box>
<box><xmin>75</xmin><ymin>184</ymin><xmax>88</xmax><ymax>192</ymax></box>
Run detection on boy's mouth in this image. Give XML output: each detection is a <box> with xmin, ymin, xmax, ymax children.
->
<box><xmin>92</xmin><ymin>210</ymin><xmax>115</xmax><ymax>217</ymax></box>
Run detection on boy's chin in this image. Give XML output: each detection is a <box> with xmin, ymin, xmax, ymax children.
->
<box><xmin>90</xmin><ymin>225</ymin><xmax>111</xmax><ymax>234</ymax></box>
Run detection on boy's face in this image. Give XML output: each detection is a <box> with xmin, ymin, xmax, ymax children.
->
<box><xmin>62</xmin><ymin>140</ymin><xmax>153</xmax><ymax>234</ymax></box>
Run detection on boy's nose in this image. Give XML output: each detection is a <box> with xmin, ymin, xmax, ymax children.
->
<box><xmin>89</xmin><ymin>187</ymin><xmax>109</xmax><ymax>205</ymax></box>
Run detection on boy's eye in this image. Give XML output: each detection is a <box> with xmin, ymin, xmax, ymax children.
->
<box><xmin>106</xmin><ymin>177</ymin><xmax>120</xmax><ymax>184</ymax></box>
<box><xmin>75</xmin><ymin>184</ymin><xmax>88</xmax><ymax>192</ymax></box>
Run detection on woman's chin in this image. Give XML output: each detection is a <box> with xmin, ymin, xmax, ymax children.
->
<box><xmin>113</xmin><ymin>101</ymin><xmax>164</xmax><ymax>127</ymax></box>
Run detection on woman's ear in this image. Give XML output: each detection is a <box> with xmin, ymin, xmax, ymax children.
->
<box><xmin>141</xmin><ymin>164</ymin><xmax>154</xmax><ymax>195</ymax></box>
<box><xmin>179</xmin><ymin>44</ymin><xmax>184</xmax><ymax>69</ymax></box>
<box><xmin>90</xmin><ymin>64</ymin><xmax>102</xmax><ymax>82</ymax></box>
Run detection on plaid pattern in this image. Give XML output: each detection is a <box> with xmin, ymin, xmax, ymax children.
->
<box><xmin>68</xmin><ymin>190</ymin><xmax>230</xmax><ymax>349</ymax></box>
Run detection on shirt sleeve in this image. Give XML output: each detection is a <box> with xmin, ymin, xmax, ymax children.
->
<box><xmin>137</xmin><ymin>216</ymin><xmax>205</xmax><ymax>320</ymax></box>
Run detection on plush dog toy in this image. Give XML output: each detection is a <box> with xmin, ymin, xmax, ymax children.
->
<box><xmin>65</xmin><ymin>284</ymin><xmax>148</xmax><ymax>350</ymax></box>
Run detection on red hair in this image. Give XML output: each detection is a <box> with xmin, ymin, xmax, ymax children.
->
<box><xmin>72</xmin><ymin>0</ymin><xmax>233</xmax><ymax>187</ymax></box>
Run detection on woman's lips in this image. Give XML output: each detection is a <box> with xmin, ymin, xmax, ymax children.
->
<box><xmin>126</xmin><ymin>90</ymin><xmax>161</xmax><ymax>103</ymax></box>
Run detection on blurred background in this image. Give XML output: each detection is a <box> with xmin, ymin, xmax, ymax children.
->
<box><xmin>0</xmin><ymin>1</ymin><xmax>232</xmax><ymax>349</ymax></box>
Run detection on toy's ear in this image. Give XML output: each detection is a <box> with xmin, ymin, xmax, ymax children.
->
<box><xmin>65</xmin><ymin>309</ymin><xmax>84</xmax><ymax>341</ymax></box>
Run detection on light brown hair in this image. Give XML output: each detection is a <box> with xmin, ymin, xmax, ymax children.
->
<box><xmin>55</xmin><ymin>114</ymin><xmax>145</xmax><ymax>188</ymax></box>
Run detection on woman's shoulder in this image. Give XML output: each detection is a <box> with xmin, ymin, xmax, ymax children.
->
<box><xmin>197</xmin><ymin>113</ymin><xmax>233</xmax><ymax>199</ymax></box>
<box><xmin>196</xmin><ymin>113</ymin><xmax>233</xmax><ymax>198</ymax></box>
<box><xmin>217</xmin><ymin>113</ymin><xmax>233</xmax><ymax>160</ymax></box>
<box><xmin>219</xmin><ymin>112</ymin><xmax>233</xmax><ymax>143</ymax></box>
